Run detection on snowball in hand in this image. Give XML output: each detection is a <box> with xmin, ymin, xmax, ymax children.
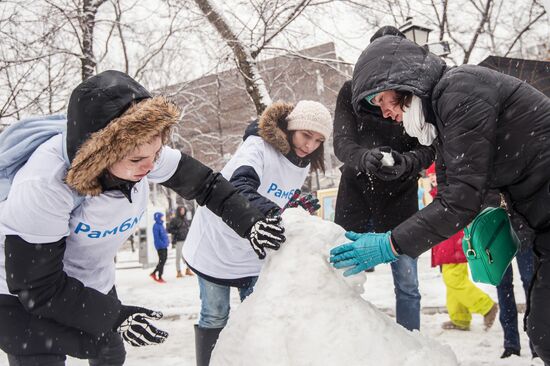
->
<box><xmin>380</xmin><ymin>151</ymin><xmax>395</xmax><ymax>166</ymax></box>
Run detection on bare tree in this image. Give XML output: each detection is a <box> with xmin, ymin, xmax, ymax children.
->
<box><xmin>193</xmin><ymin>0</ymin><xmax>274</xmax><ymax>115</ymax></box>
<box><xmin>341</xmin><ymin>0</ymin><xmax>547</xmax><ymax>65</ymax></box>
<box><xmin>0</xmin><ymin>0</ymin><xmax>200</xmax><ymax>122</ymax></box>
<box><xmin>41</xmin><ymin>0</ymin><xmax>108</xmax><ymax>80</ymax></box>
<box><xmin>81</xmin><ymin>0</ymin><xmax>108</xmax><ymax>79</ymax></box>
<box><xmin>453</xmin><ymin>0</ymin><xmax>493</xmax><ymax>64</ymax></box>
<box><xmin>501</xmin><ymin>0</ymin><xmax>547</xmax><ymax>57</ymax></box>
<box><xmin>191</xmin><ymin>0</ymin><xmax>343</xmax><ymax>116</ymax></box>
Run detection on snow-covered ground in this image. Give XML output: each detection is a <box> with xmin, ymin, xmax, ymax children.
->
<box><xmin>0</xmin><ymin>210</ymin><xmax>539</xmax><ymax>366</ymax></box>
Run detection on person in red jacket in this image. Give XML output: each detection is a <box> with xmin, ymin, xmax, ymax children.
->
<box><xmin>427</xmin><ymin>164</ymin><xmax>498</xmax><ymax>331</ymax></box>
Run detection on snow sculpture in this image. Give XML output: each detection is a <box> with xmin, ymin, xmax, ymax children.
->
<box><xmin>211</xmin><ymin>208</ymin><xmax>458</xmax><ymax>366</ymax></box>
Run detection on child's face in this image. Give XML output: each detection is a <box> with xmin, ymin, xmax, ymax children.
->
<box><xmin>108</xmin><ymin>135</ymin><xmax>163</xmax><ymax>181</ymax></box>
<box><xmin>428</xmin><ymin>173</ymin><xmax>437</xmax><ymax>186</ymax></box>
<box><xmin>291</xmin><ymin>130</ymin><xmax>324</xmax><ymax>158</ymax></box>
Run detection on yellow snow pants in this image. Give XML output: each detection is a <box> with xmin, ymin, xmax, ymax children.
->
<box><xmin>442</xmin><ymin>263</ymin><xmax>495</xmax><ymax>327</ymax></box>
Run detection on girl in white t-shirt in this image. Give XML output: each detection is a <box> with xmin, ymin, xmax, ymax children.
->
<box><xmin>0</xmin><ymin>70</ymin><xmax>284</xmax><ymax>366</ymax></box>
<box><xmin>183</xmin><ymin>100</ymin><xmax>332</xmax><ymax>365</ymax></box>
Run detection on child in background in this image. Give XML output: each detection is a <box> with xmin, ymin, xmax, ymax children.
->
<box><xmin>151</xmin><ymin>212</ymin><xmax>169</xmax><ymax>283</ymax></box>
<box><xmin>427</xmin><ymin>163</ymin><xmax>498</xmax><ymax>331</ymax></box>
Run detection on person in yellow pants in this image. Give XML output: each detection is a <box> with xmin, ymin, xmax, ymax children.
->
<box><xmin>427</xmin><ymin>164</ymin><xmax>498</xmax><ymax>330</ymax></box>
<box><xmin>442</xmin><ymin>263</ymin><xmax>497</xmax><ymax>330</ymax></box>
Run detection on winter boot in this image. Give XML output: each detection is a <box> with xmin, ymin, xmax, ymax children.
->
<box><xmin>500</xmin><ymin>348</ymin><xmax>520</xmax><ymax>358</ymax></box>
<box><xmin>483</xmin><ymin>303</ymin><xmax>499</xmax><ymax>330</ymax></box>
<box><xmin>441</xmin><ymin>321</ymin><xmax>470</xmax><ymax>331</ymax></box>
<box><xmin>194</xmin><ymin>325</ymin><xmax>223</xmax><ymax>366</ymax></box>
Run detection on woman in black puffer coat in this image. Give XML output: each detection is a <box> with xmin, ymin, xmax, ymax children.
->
<box><xmin>330</xmin><ymin>34</ymin><xmax>550</xmax><ymax>363</ymax></box>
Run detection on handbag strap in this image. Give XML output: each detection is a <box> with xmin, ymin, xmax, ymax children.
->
<box><xmin>464</xmin><ymin>225</ymin><xmax>476</xmax><ymax>258</ymax></box>
<box><xmin>499</xmin><ymin>193</ymin><xmax>508</xmax><ymax>209</ymax></box>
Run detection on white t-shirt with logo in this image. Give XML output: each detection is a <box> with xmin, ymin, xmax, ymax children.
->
<box><xmin>183</xmin><ymin>135</ymin><xmax>309</xmax><ymax>279</ymax></box>
<box><xmin>0</xmin><ymin>134</ymin><xmax>181</xmax><ymax>295</ymax></box>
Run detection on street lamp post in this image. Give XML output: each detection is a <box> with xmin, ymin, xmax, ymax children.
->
<box><xmin>399</xmin><ymin>17</ymin><xmax>432</xmax><ymax>45</ymax></box>
<box><xmin>399</xmin><ymin>16</ymin><xmax>451</xmax><ymax>57</ymax></box>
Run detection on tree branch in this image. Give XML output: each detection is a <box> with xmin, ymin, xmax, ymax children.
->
<box><xmin>251</xmin><ymin>0</ymin><xmax>311</xmax><ymax>58</ymax></box>
<box><xmin>504</xmin><ymin>8</ymin><xmax>546</xmax><ymax>56</ymax></box>
<box><xmin>194</xmin><ymin>0</ymin><xmax>272</xmax><ymax>116</ymax></box>
<box><xmin>463</xmin><ymin>0</ymin><xmax>493</xmax><ymax>63</ymax></box>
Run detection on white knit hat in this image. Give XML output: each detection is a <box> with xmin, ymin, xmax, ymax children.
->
<box><xmin>286</xmin><ymin>100</ymin><xmax>332</xmax><ymax>140</ymax></box>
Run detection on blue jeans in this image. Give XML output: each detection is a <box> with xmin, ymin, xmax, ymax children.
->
<box><xmin>391</xmin><ymin>254</ymin><xmax>421</xmax><ymax>331</ymax></box>
<box><xmin>497</xmin><ymin>246</ymin><xmax>535</xmax><ymax>353</ymax></box>
<box><xmin>197</xmin><ymin>276</ymin><xmax>258</xmax><ymax>328</ymax></box>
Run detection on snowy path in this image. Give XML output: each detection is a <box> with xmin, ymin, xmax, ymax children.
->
<box><xmin>0</xmin><ymin>243</ymin><xmax>537</xmax><ymax>366</ymax></box>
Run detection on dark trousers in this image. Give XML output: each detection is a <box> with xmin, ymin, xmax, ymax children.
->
<box><xmin>526</xmin><ymin>233</ymin><xmax>550</xmax><ymax>365</ymax></box>
<box><xmin>7</xmin><ymin>334</ymin><xmax>125</xmax><ymax>366</ymax></box>
<box><xmin>153</xmin><ymin>248</ymin><xmax>168</xmax><ymax>278</ymax></box>
<box><xmin>497</xmin><ymin>246</ymin><xmax>535</xmax><ymax>353</ymax></box>
<box><xmin>335</xmin><ymin>170</ymin><xmax>421</xmax><ymax>331</ymax></box>
<box><xmin>0</xmin><ymin>288</ymin><xmax>126</xmax><ymax>365</ymax></box>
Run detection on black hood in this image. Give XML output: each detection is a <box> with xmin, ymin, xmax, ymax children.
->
<box><xmin>369</xmin><ymin>25</ymin><xmax>405</xmax><ymax>43</ymax></box>
<box><xmin>66</xmin><ymin>70</ymin><xmax>151</xmax><ymax>162</ymax></box>
<box><xmin>351</xmin><ymin>35</ymin><xmax>447</xmax><ymax>115</ymax></box>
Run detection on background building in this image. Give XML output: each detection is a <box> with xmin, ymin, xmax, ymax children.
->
<box><xmin>161</xmin><ymin>42</ymin><xmax>352</xmax><ymax>194</ymax></box>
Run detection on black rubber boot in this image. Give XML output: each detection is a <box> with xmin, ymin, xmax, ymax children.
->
<box><xmin>500</xmin><ymin>348</ymin><xmax>520</xmax><ymax>358</ymax></box>
<box><xmin>194</xmin><ymin>325</ymin><xmax>223</xmax><ymax>366</ymax></box>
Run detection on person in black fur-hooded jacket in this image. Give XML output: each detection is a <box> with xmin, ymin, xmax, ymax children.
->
<box><xmin>184</xmin><ymin>100</ymin><xmax>330</xmax><ymax>366</ymax></box>
<box><xmin>0</xmin><ymin>70</ymin><xmax>284</xmax><ymax>366</ymax></box>
<box><xmin>329</xmin><ymin>31</ymin><xmax>550</xmax><ymax>364</ymax></box>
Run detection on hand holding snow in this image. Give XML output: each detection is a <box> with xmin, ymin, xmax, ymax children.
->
<box><xmin>211</xmin><ymin>209</ymin><xmax>457</xmax><ymax>366</ymax></box>
<box><xmin>380</xmin><ymin>151</ymin><xmax>395</xmax><ymax>166</ymax></box>
<box><xmin>330</xmin><ymin>231</ymin><xmax>398</xmax><ymax>276</ymax></box>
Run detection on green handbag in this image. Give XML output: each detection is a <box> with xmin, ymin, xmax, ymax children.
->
<box><xmin>462</xmin><ymin>207</ymin><xmax>520</xmax><ymax>286</ymax></box>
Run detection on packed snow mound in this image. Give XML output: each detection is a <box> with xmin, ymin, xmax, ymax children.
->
<box><xmin>211</xmin><ymin>208</ymin><xmax>458</xmax><ymax>366</ymax></box>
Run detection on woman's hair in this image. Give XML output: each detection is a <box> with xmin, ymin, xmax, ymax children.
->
<box><xmin>308</xmin><ymin>143</ymin><xmax>325</xmax><ymax>173</ymax></box>
<box><xmin>286</xmin><ymin>130</ymin><xmax>325</xmax><ymax>173</ymax></box>
<box><xmin>394</xmin><ymin>90</ymin><xmax>413</xmax><ymax>110</ymax></box>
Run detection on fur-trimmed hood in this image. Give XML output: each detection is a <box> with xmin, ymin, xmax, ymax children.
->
<box><xmin>256</xmin><ymin>101</ymin><xmax>294</xmax><ymax>155</ymax></box>
<box><xmin>64</xmin><ymin>71</ymin><xmax>180</xmax><ymax>196</ymax></box>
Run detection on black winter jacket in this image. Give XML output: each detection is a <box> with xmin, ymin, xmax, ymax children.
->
<box><xmin>352</xmin><ymin>35</ymin><xmax>550</xmax><ymax>257</ymax></box>
<box><xmin>167</xmin><ymin>213</ymin><xmax>190</xmax><ymax>242</ymax></box>
<box><xmin>333</xmin><ymin>81</ymin><xmax>434</xmax><ymax>232</ymax></box>
<box><xmin>334</xmin><ymin>80</ymin><xmax>434</xmax><ymax>212</ymax></box>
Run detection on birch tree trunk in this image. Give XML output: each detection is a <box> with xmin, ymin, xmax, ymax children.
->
<box><xmin>194</xmin><ymin>0</ymin><xmax>273</xmax><ymax>116</ymax></box>
<box><xmin>80</xmin><ymin>0</ymin><xmax>107</xmax><ymax>80</ymax></box>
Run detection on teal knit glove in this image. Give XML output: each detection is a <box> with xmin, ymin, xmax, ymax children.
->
<box><xmin>329</xmin><ymin>231</ymin><xmax>398</xmax><ymax>276</ymax></box>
